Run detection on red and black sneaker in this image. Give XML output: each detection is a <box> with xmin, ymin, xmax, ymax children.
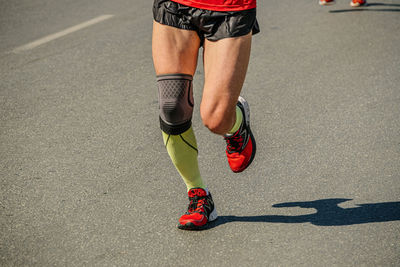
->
<box><xmin>350</xmin><ymin>0</ymin><xmax>367</xmax><ymax>7</ymax></box>
<box><xmin>224</xmin><ymin>96</ymin><xmax>256</xmax><ymax>173</ymax></box>
<box><xmin>178</xmin><ymin>188</ymin><xmax>218</xmax><ymax>230</ymax></box>
<box><xmin>319</xmin><ymin>0</ymin><xmax>336</xmax><ymax>5</ymax></box>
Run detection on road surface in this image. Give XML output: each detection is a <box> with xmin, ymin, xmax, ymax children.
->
<box><xmin>1</xmin><ymin>0</ymin><xmax>399</xmax><ymax>266</ymax></box>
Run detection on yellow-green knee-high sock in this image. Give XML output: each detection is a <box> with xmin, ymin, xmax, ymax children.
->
<box><xmin>227</xmin><ymin>106</ymin><xmax>243</xmax><ymax>135</ymax></box>
<box><xmin>162</xmin><ymin>126</ymin><xmax>205</xmax><ymax>191</ymax></box>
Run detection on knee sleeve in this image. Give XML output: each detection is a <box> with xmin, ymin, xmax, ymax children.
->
<box><xmin>157</xmin><ymin>74</ymin><xmax>194</xmax><ymax>135</ymax></box>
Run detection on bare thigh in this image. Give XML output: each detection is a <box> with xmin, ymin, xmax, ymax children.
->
<box><xmin>152</xmin><ymin>21</ymin><xmax>201</xmax><ymax>76</ymax></box>
<box><xmin>200</xmin><ymin>32</ymin><xmax>252</xmax><ymax>134</ymax></box>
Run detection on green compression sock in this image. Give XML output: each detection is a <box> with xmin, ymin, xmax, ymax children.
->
<box><xmin>227</xmin><ymin>105</ymin><xmax>243</xmax><ymax>134</ymax></box>
<box><xmin>162</xmin><ymin>126</ymin><xmax>205</xmax><ymax>191</ymax></box>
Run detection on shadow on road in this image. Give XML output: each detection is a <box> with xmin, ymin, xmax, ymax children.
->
<box><xmin>207</xmin><ymin>199</ymin><xmax>400</xmax><ymax>229</ymax></box>
<box><xmin>330</xmin><ymin>2</ymin><xmax>400</xmax><ymax>13</ymax></box>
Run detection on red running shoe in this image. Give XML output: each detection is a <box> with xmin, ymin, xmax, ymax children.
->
<box><xmin>224</xmin><ymin>96</ymin><xmax>256</xmax><ymax>173</ymax></box>
<box><xmin>350</xmin><ymin>0</ymin><xmax>367</xmax><ymax>7</ymax></box>
<box><xmin>178</xmin><ymin>188</ymin><xmax>217</xmax><ymax>230</ymax></box>
<box><xmin>319</xmin><ymin>0</ymin><xmax>336</xmax><ymax>5</ymax></box>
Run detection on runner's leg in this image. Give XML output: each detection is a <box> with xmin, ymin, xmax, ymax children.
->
<box><xmin>152</xmin><ymin>21</ymin><xmax>206</xmax><ymax>191</ymax></box>
<box><xmin>200</xmin><ymin>32</ymin><xmax>252</xmax><ymax>135</ymax></box>
<box><xmin>201</xmin><ymin>32</ymin><xmax>256</xmax><ymax>173</ymax></box>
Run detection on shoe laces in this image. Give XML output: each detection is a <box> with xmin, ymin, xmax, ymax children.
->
<box><xmin>225</xmin><ymin>131</ymin><xmax>244</xmax><ymax>153</ymax></box>
<box><xmin>188</xmin><ymin>197</ymin><xmax>207</xmax><ymax>214</ymax></box>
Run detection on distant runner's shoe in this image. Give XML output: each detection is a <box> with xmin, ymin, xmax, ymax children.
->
<box><xmin>319</xmin><ymin>0</ymin><xmax>336</xmax><ymax>5</ymax></box>
<box><xmin>224</xmin><ymin>96</ymin><xmax>256</xmax><ymax>173</ymax></box>
<box><xmin>178</xmin><ymin>188</ymin><xmax>217</xmax><ymax>230</ymax></box>
<box><xmin>350</xmin><ymin>0</ymin><xmax>367</xmax><ymax>6</ymax></box>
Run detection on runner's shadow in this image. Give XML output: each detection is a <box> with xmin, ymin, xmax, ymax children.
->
<box><xmin>208</xmin><ymin>199</ymin><xmax>400</xmax><ymax>229</ymax></box>
<box><xmin>329</xmin><ymin>2</ymin><xmax>400</xmax><ymax>12</ymax></box>
<box><xmin>367</xmin><ymin>3</ymin><xmax>400</xmax><ymax>7</ymax></box>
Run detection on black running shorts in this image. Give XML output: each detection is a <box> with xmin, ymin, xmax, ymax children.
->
<box><xmin>153</xmin><ymin>0</ymin><xmax>260</xmax><ymax>43</ymax></box>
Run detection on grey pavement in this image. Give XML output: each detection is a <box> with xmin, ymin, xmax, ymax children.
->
<box><xmin>1</xmin><ymin>0</ymin><xmax>399</xmax><ymax>266</ymax></box>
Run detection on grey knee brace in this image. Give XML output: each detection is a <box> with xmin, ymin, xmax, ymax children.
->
<box><xmin>157</xmin><ymin>74</ymin><xmax>194</xmax><ymax>135</ymax></box>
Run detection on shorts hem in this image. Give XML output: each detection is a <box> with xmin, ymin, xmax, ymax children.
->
<box><xmin>153</xmin><ymin>18</ymin><xmax>196</xmax><ymax>32</ymax></box>
<box><xmin>153</xmin><ymin>0</ymin><xmax>260</xmax><ymax>43</ymax></box>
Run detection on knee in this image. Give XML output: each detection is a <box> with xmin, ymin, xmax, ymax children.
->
<box><xmin>200</xmin><ymin>105</ymin><xmax>235</xmax><ymax>135</ymax></box>
<box><xmin>157</xmin><ymin>74</ymin><xmax>194</xmax><ymax>135</ymax></box>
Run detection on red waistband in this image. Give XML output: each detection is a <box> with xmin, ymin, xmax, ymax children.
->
<box><xmin>170</xmin><ymin>0</ymin><xmax>256</xmax><ymax>11</ymax></box>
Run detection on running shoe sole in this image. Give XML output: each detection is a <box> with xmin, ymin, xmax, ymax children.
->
<box><xmin>319</xmin><ymin>0</ymin><xmax>336</xmax><ymax>5</ymax></box>
<box><xmin>235</xmin><ymin>96</ymin><xmax>256</xmax><ymax>173</ymax></box>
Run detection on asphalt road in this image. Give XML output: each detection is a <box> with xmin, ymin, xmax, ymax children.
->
<box><xmin>1</xmin><ymin>0</ymin><xmax>399</xmax><ymax>266</ymax></box>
